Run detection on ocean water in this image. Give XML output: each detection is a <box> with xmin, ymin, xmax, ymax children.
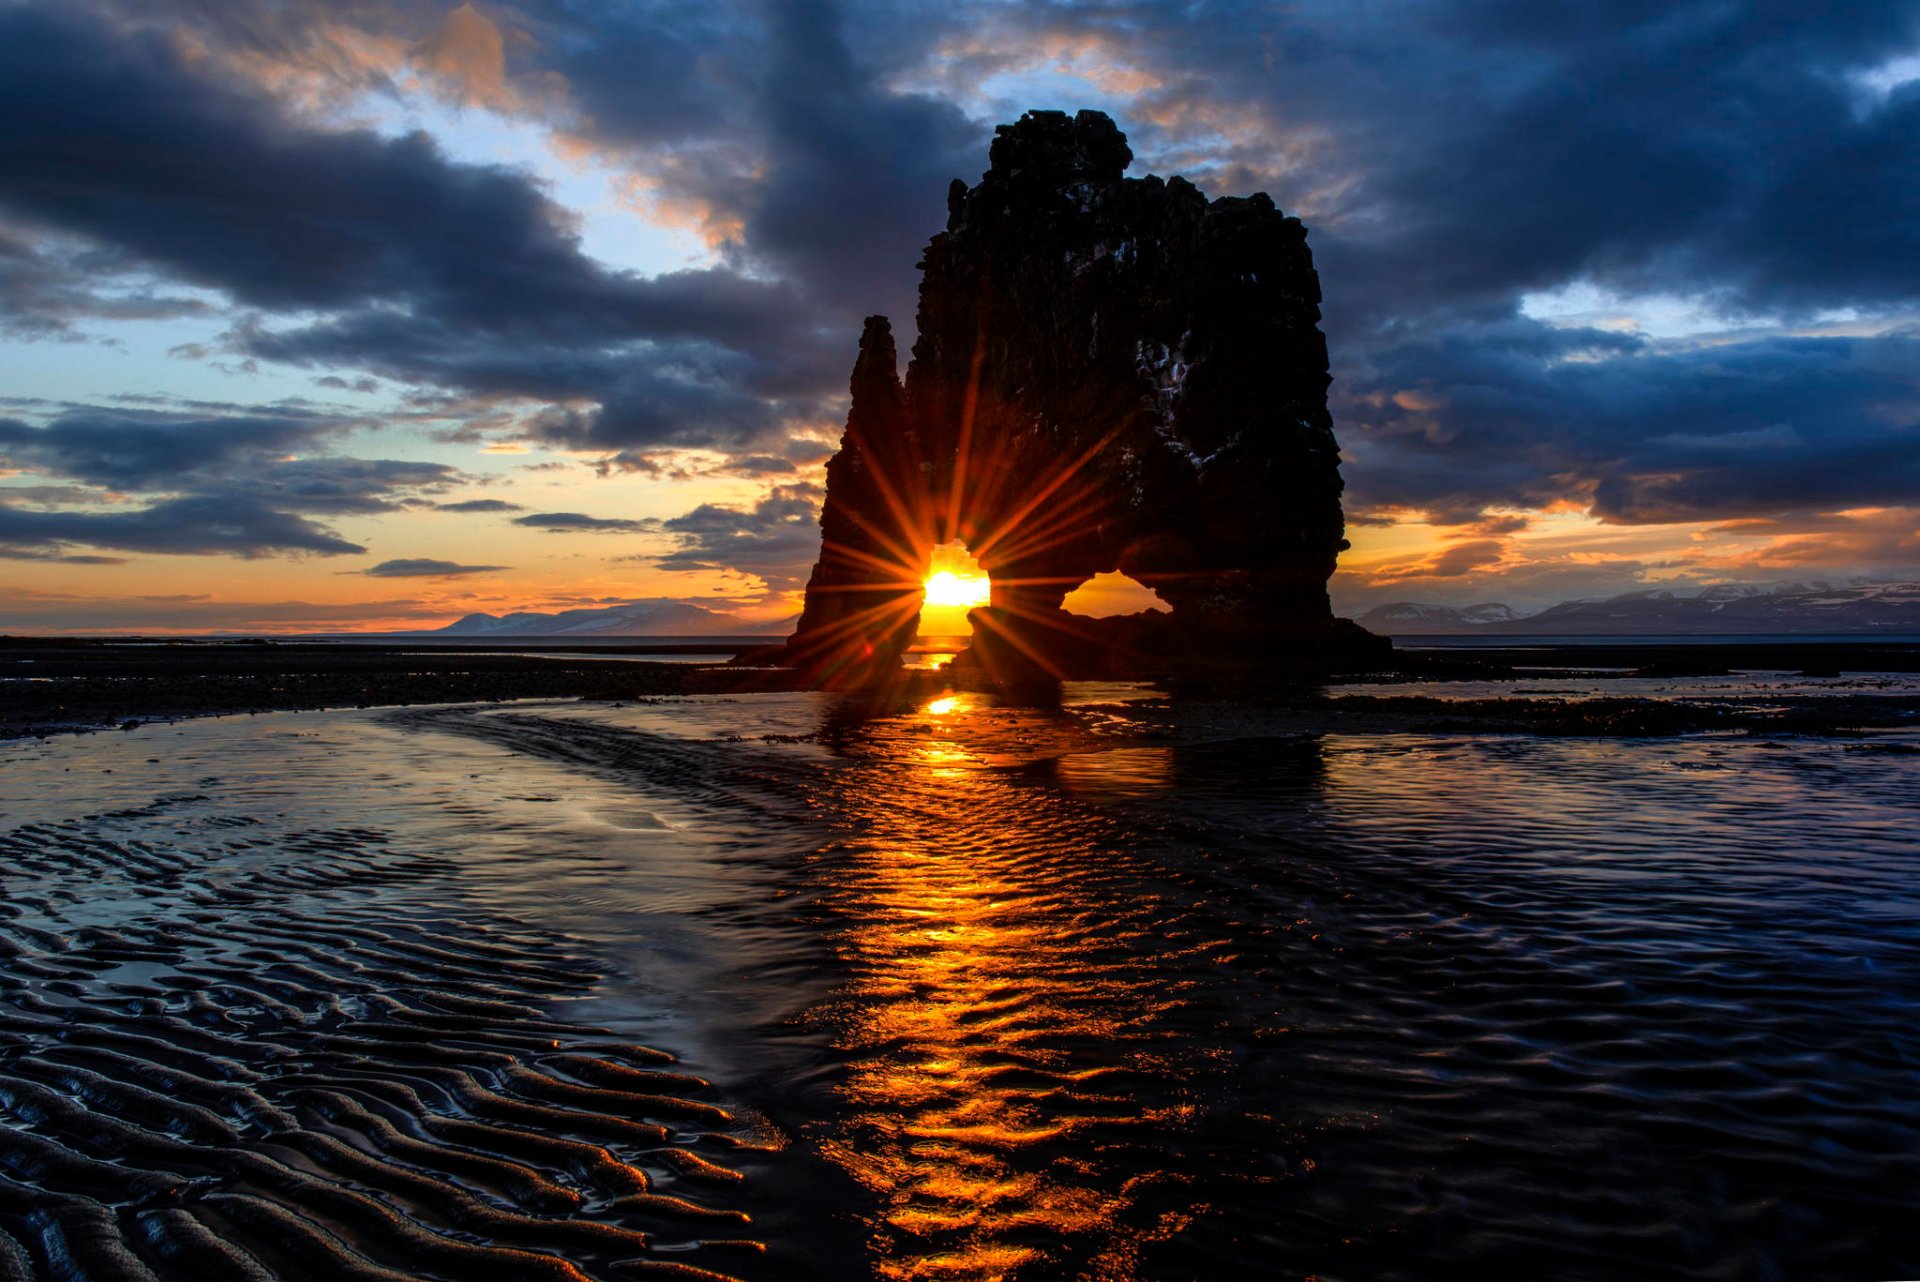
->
<box><xmin>1</xmin><ymin>681</ymin><xmax>1917</xmax><ymax>1281</ymax></box>
<box><xmin>1392</xmin><ymin>632</ymin><xmax>1920</xmax><ymax>647</ymax></box>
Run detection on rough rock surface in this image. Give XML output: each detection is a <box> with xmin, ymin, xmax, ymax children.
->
<box><xmin>772</xmin><ymin>108</ymin><xmax>1383</xmax><ymax>684</ymax></box>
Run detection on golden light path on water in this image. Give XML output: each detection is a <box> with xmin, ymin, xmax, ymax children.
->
<box><xmin>812</xmin><ymin>693</ymin><xmax>1197</xmax><ymax>1281</ymax></box>
<box><xmin>5</xmin><ymin>681</ymin><xmax>1917</xmax><ymax>1280</ymax></box>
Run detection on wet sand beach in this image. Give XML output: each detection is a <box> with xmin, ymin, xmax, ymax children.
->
<box><xmin>7</xmin><ymin>636</ymin><xmax>1920</xmax><ymax>741</ymax></box>
<box><xmin>0</xmin><ymin>639</ymin><xmax>802</xmax><ymax>738</ymax></box>
<box><xmin>0</xmin><ymin>727</ymin><xmax>775</xmax><ymax>1279</ymax></box>
<box><xmin>2</xmin><ymin>670</ymin><xmax>1919</xmax><ymax>1279</ymax></box>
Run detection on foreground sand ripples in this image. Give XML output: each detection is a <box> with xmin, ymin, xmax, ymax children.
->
<box><xmin>0</xmin><ymin>802</ymin><xmax>758</xmax><ymax>1281</ymax></box>
<box><xmin>461</xmin><ymin>694</ymin><xmax>1920</xmax><ymax>1281</ymax></box>
<box><xmin>7</xmin><ymin>692</ymin><xmax>1919</xmax><ymax>1281</ymax></box>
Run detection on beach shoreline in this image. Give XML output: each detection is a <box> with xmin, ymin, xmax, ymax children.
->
<box><xmin>6</xmin><ymin>636</ymin><xmax>1917</xmax><ymax>741</ymax></box>
<box><xmin>5</xmin><ymin>679</ymin><xmax>1918</xmax><ymax>1279</ymax></box>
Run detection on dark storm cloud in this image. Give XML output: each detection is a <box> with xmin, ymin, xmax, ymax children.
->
<box><xmin>0</xmin><ymin>8</ymin><xmax>668</xmax><ymax>320</ymax></box>
<box><xmin>498</xmin><ymin>0</ymin><xmax>980</xmax><ymax>328</ymax></box>
<box><xmin>1339</xmin><ymin>325</ymin><xmax>1920</xmax><ymax>523</ymax></box>
<box><xmin>686</xmin><ymin>1</ymin><xmax>981</xmax><ymax>324</ymax></box>
<box><xmin>10</xmin><ymin>0</ymin><xmax>1920</xmax><ymax>549</ymax></box>
<box><xmin>0</xmin><ymin>5</ymin><xmax>842</xmax><ymax>454</ymax></box>
<box><xmin>0</xmin><ymin>495</ymin><xmax>365</xmax><ymax>557</ymax></box>
<box><xmin>511</xmin><ymin>512</ymin><xmax>646</xmax><ymax>532</ymax></box>
<box><xmin>993</xmin><ymin>0</ymin><xmax>1920</xmax><ymax>327</ymax></box>
<box><xmin>361</xmin><ymin>558</ymin><xmax>506</xmax><ymax>577</ymax></box>
<box><xmin>893</xmin><ymin>0</ymin><xmax>1920</xmax><ymax>534</ymax></box>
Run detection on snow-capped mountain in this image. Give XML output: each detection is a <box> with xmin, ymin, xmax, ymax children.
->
<box><xmin>1356</xmin><ymin>582</ymin><xmax>1920</xmax><ymax>636</ymax></box>
<box><xmin>430</xmin><ymin>601</ymin><xmax>792</xmax><ymax>637</ymax></box>
<box><xmin>1357</xmin><ymin>601</ymin><xmax>1522</xmax><ymax>628</ymax></box>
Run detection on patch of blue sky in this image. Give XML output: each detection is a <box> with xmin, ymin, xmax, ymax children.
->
<box><xmin>1849</xmin><ymin>48</ymin><xmax>1920</xmax><ymax>117</ymax></box>
<box><xmin>345</xmin><ymin>92</ymin><xmax>714</xmax><ymax>278</ymax></box>
<box><xmin>1519</xmin><ymin>280</ymin><xmax>1761</xmax><ymax>341</ymax></box>
<box><xmin>1521</xmin><ymin>280</ymin><xmax>1920</xmax><ymax>344</ymax></box>
<box><xmin>942</xmin><ymin>64</ymin><xmax>1143</xmax><ymax>139</ymax></box>
<box><xmin>0</xmin><ymin>317</ymin><xmax>316</xmax><ymax>415</ymax></box>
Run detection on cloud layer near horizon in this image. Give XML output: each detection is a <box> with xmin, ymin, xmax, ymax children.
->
<box><xmin>1</xmin><ymin>0</ymin><xmax>1917</xmax><ymax>619</ymax></box>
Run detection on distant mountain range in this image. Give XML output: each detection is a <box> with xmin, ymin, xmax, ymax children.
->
<box><xmin>416</xmin><ymin>581</ymin><xmax>1920</xmax><ymax>639</ymax></box>
<box><xmin>1356</xmin><ymin>581</ymin><xmax>1920</xmax><ymax>636</ymax></box>
<box><xmin>428</xmin><ymin>600</ymin><xmax>793</xmax><ymax>638</ymax></box>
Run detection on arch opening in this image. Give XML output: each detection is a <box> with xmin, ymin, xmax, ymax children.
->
<box><xmin>910</xmin><ymin>540</ymin><xmax>991</xmax><ymax>668</ymax></box>
<box><xmin>1061</xmin><ymin>571</ymin><xmax>1170</xmax><ymax>620</ymax></box>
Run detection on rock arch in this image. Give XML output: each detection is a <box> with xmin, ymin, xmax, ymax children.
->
<box><xmin>771</xmin><ymin>109</ymin><xmax>1383</xmax><ymax>685</ymax></box>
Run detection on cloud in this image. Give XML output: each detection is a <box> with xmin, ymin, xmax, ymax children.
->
<box><xmin>0</xmin><ymin>484</ymin><xmax>130</xmax><ymax>507</ymax></box>
<box><xmin>1701</xmin><ymin>507</ymin><xmax>1920</xmax><ymax>575</ymax></box>
<box><xmin>1366</xmin><ymin>538</ymin><xmax>1508</xmax><ymax>582</ymax></box>
<box><xmin>0</xmin><ymin>405</ymin><xmax>474</xmax><ymax>527</ymax></box>
<box><xmin>315</xmin><ymin>374</ymin><xmax>380</xmax><ymax>393</ymax></box>
<box><xmin>0</xmin><ymin>587</ymin><xmax>438</xmax><ymax>633</ymax></box>
<box><xmin>1339</xmin><ymin>325</ymin><xmax>1920</xmax><ymax>526</ymax></box>
<box><xmin>0</xmin><ymin>547</ymin><xmax>127</xmax><ymax>564</ymax></box>
<box><xmin>0</xmin><ymin>225</ymin><xmax>215</xmax><ymax>339</ymax></box>
<box><xmin>650</xmin><ymin>481</ymin><xmax>823</xmax><ymax>591</ymax></box>
<box><xmin>0</xmin><ymin>7</ymin><xmax>843</xmax><ymax>454</ymax></box>
<box><xmin>0</xmin><ymin>407</ymin><xmax>355</xmax><ymax>491</ymax></box>
<box><xmin>242</xmin><ymin>457</ymin><xmax>463</xmax><ymax>514</ymax></box>
<box><xmin>5</xmin><ymin>0</ymin><xmax>1920</xmax><ymax>616</ymax></box>
<box><xmin>436</xmin><ymin>498</ymin><xmax>524</xmax><ymax>512</ymax></box>
<box><xmin>511</xmin><ymin>511</ymin><xmax>646</xmax><ymax>532</ymax></box>
<box><xmin>591</xmin><ymin>449</ymin><xmax>806</xmax><ymax>480</ymax></box>
<box><xmin>361</xmin><ymin>557</ymin><xmax>507</xmax><ymax>577</ymax></box>
<box><xmin>416</xmin><ymin>3</ymin><xmax>516</xmax><ymax>110</ymax></box>
<box><xmin>0</xmin><ymin>494</ymin><xmax>364</xmax><ymax>557</ymax></box>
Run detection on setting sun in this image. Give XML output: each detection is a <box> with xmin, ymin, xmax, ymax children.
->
<box><xmin>918</xmin><ymin>541</ymin><xmax>993</xmax><ymax>637</ymax></box>
<box><xmin>923</xmin><ymin>569</ymin><xmax>991</xmax><ymax>609</ymax></box>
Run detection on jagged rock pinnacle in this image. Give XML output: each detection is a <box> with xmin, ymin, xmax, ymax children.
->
<box><xmin>772</xmin><ymin>109</ymin><xmax>1380</xmax><ymax>684</ymax></box>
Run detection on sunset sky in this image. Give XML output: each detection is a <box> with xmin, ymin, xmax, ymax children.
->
<box><xmin>2</xmin><ymin>0</ymin><xmax>1917</xmax><ymax>632</ymax></box>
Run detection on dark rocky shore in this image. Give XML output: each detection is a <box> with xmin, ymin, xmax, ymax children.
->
<box><xmin>5</xmin><ymin>636</ymin><xmax>1918</xmax><ymax>741</ymax></box>
<box><xmin>0</xmin><ymin>639</ymin><xmax>813</xmax><ymax>737</ymax></box>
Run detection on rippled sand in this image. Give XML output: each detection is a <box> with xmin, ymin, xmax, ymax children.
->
<box><xmin>3</xmin><ymin>686</ymin><xmax>1918</xmax><ymax>1280</ymax></box>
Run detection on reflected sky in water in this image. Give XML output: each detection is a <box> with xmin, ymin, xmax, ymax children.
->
<box><xmin>5</xmin><ymin>680</ymin><xmax>1917</xmax><ymax>1280</ymax></box>
<box><xmin>781</xmin><ymin>684</ymin><xmax>1920</xmax><ymax>1280</ymax></box>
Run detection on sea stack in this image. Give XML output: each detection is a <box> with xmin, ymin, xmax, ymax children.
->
<box><xmin>771</xmin><ymin>108</ymin><xmax>1384</xmax><ymax>684</ymax></box>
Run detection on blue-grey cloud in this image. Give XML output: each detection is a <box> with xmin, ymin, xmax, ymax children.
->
<box><xmin>0</xmin><ymin>408</ymin><xmax>464</xmax><ymax>521</ymax></box>
<box><xmin>361</xmin><ymin>558</ymin><xmax>506</xmax><ymax>577</ymax></box>
<box><xmin>0</xmin><ymin>225</ymin><xmax>214</xmax><ymax>338</ymax></box>
<box><xmin>0</xmin><ymin>6</ymin><xmax>841</xmax><ymax>455</ymax></box>
<box><xmin>0</xmin><ymin>495</ymin><xmax>365</xmax><ymax>557</ymax></box>
<box><xmin>1338</xmin><ymin>325</ymin><xmax>1920</xmax><ymax>523</ymax></box>
<box><xmin>436</xmin><ymin>498</ymin><xmax>524</xmax><ymax>513</ymax></box>
<box><xmin>511</xmin><ymin>511</ymin><xmax>646</xmax><ymax>532</ymax></box>
<box><xmin>242</xmin><ymin>457</ymin><xmax>462</xmax><ymax>515</ymax></box>
<box><xmin>651</xmin><ymin>482</ymin><xmax>824</xmax><ymax>590</ymax></box>
<box><xmin>4</xmin><ymin>0</ymin><xmax>1919</xmax><ymax>552</ymax></box>
<box><xmin>0</xmin><ymin>408</ymin><xmax>353</xmax><ymax>491</ymax></box>
<box><xmin>0</xmin><ymin>547</ymin><xmax>128</xmax><ymax>564</ymax></box>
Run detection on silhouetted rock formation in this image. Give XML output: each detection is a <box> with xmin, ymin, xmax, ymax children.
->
<box><xmin>766</xmin><ymin>108</ymin><xmax>1384</xmax><ymax>684</ymax></box>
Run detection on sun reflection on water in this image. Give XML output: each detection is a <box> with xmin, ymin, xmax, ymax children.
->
<box><xmin>814</xmin><ymin>705</ymin><xmax>1176</xmax><ymax>1280</ymax></box>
